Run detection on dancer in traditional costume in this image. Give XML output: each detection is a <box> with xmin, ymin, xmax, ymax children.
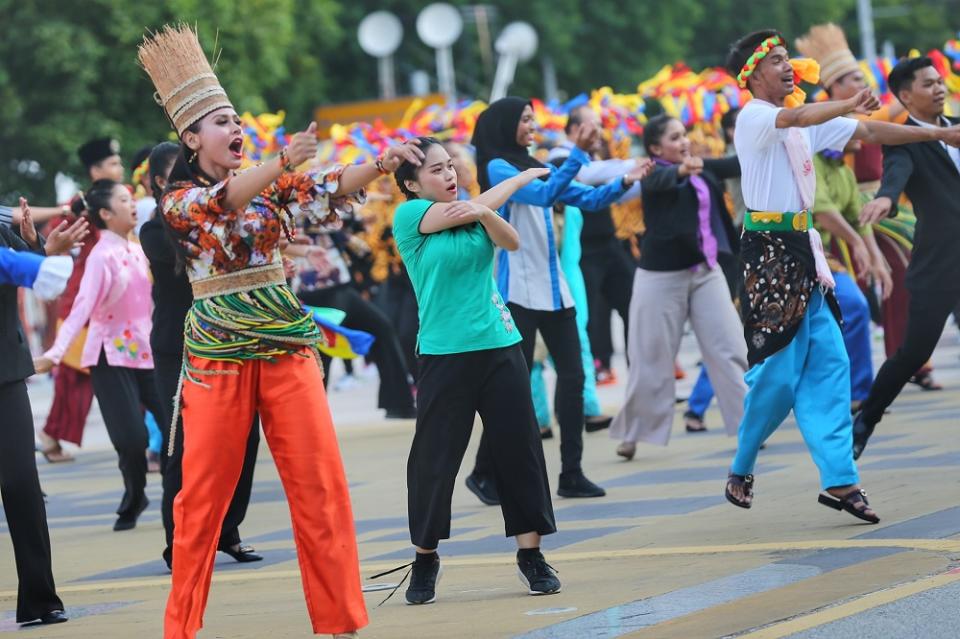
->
<box><xmin>36</xmin><ymin>139</ymin><xmax>123</xmax><ymax>461</ymax></box>
<box><xmin>388</xmin><ymin>137</ymin><xmax>559</xmax><ymax>605</ymax></box>
<box><xmin>137</xmin><ymin>25</ymin><xmax>422</xmax><ymax>639</ymax></box>
<box><xmin>35</xmin><ymin>179</ymin><xmax>164</xmax><ymax>532</ymax></box>
<box><xmin>723</xmin><ymin>30</ymin><xmax>959</xmax><ymax>521</ymax></box>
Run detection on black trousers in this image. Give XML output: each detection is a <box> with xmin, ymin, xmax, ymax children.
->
<box><xmin>581</xmin><ymin>237</ymin><xmax>635</xmax><ymax>370</ymax></box>
<box><xmin>153</xmin><ymin>353</ymin><xmax>259</xmax><ymax>553</ymax></box>
<box><xmin>382</xmin><ymin>274</ymin><xmax>420</xmax><ymax>382</ymax></box>
<box><xmin>408</xmin><ymin>344</ymin><xmax>556</xmax><ymax>549</ymax></box>
<box><xmin>0</xmin><ymin>380</ymin><xmax>63</xmax><ymax>622</ymax></box>
<box><xmin>861</xmin><ymin>287</ymin><xmax>960</xmax><ymax>426</ymax></box>
<box><xmin>475</xmin><ymin>305</ymin><xmax>585</xmax><ymax>475</ymax></box>
<box><xmin>299</xmin><ymin>285</ymin><xmax>415</xmax><ymax>412</ymax></box>
<box><xmin>89</xmin><ymin>352</ymin><xmax>164</xmax><ymax>519</ymax></box>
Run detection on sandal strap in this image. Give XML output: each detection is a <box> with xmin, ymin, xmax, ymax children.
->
<box><xmin>844</xmin><ymin>489</ymin><xmax>869</xmax><ymax>507</ymax></box>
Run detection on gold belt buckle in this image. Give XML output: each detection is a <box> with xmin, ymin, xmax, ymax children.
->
<box><xmin>750</xmin><ymin>212</ymin><xmax>783</xmax><ymax>225</ymax></box>
<box><xmin>792</xmin><ymin>212</ymin><xmax>809</xmax><ymax>231</ymax></box>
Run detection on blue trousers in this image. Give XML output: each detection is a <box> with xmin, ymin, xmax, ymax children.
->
<box><xmin>688</xmin><ymin>365</ymin><xmax>714</xmax><ymax>417</ymax></box>
<box><xmin>833</xmin><ymin>272</ymin><xmax>873</xmax><ymax>402</ymax></box>
<box><xmin>731</xmin><ymin>290</ymin><xmax>859</xmax><ymax>490</ymax></box>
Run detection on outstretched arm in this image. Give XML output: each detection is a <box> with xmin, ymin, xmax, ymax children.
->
<box><xmin>851</xmin><ymin>118</ymin><xmax>960</xmax><ymax>146</ymax></box>
<box><xmin>775</xmin><ymin>89</ymin><xmax>877</xmax><ymax>129</ymax></box>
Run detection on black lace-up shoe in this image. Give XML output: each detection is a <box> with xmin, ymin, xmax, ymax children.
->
<box><xmin>517</xmin><ymin>550</ymin><xmax>561</xmax><ymax>595</ymax></box>
<box><xmin>405</xmin><ymin>555</ymin><xmax>441</xmax><ymax>605</ymax></box>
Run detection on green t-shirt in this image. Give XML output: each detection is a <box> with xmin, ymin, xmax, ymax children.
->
<box><xmin>393</xmin><ymin>199</ymin><xmax>521</xmax><ymax>355</ymax></box>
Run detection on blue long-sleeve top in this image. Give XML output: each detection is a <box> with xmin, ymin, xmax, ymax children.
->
<box><xmin>489</xmin><ymin>146</ymin><xmax>627</xmax><ymax>310</ymax></box>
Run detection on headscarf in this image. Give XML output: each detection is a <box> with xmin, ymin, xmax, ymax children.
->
<box><xmin>472</xmin><ymin>97</ymin><xmax>548</xmax><ymax>191</ymax></box>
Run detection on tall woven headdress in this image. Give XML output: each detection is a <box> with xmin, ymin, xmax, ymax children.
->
<box><xmin>137</xmin><ymin>24</ymin><xmax>233</xmax><ymax>136</ymax></box>
<box><xmin>795</xmin><ymin>24</ymin><xmax>860</xmax><ymax>89</ymax></box>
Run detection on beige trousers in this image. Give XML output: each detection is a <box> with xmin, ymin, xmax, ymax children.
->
<box><xmin>611</xmin><ymin>266</ymin><xmax>747</xmax><ymax>446</ymax></box>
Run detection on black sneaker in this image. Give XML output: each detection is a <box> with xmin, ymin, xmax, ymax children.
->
<box><xmin>584</xmin><ymin>415</ymin><xmax>613</xmax><ymax>433</ymax></box>
<box><xmin>465</xmin><ymin>472</ymin><xmax>500</xmax><ymax>506</ymax></box>
<box><xmin>517</xmin><ymin>550</ymin><xmax>561</xmax><ymax>595</ymax></box>
<box><xmin>557</xmin><ymin>471</ymin><xmax>605</xmax><ymax>498</ymax></box>
<box><xmin>385</xmin><ymin>407</ymin><xmax>418</xmax><ymax>420</ymax></box>
<box><xmin>405</xmin><ymin>556</ymin><xmax>441</xmax><ymax>605</ymax></box>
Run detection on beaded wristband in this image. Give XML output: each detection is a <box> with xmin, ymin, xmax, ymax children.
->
<box><xmin>279</xmin><ymin>147</ymin><xmax>296</xmax><ymax>173</ymax></box>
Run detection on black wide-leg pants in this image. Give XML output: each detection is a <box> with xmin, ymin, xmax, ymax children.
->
<box><xmin>89</xmin><ymin>351</ymin><xmax>164</xmax><ymax>519</ymax></box>
<box><xmin>407</xmin><ymin>344</ymin><xmax>556</xmax><ymax>549</ymax></box>
<box><xmin>0</xmin><ymin>379</ymin><xmax>64</xmax><ymax>622</ymax></box>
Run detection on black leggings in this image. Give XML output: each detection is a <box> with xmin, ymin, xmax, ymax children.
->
<box><xmin>299</xmin><ymin>285</ymin><xmax>415</xmax><ymax>412</ymax></box>
<box><xmin>0</xmin><ymin>380</ymin><xmax>63</xmax><ymax>622</ymax></box>
<box><xmin>408</xmin><ymin>344</ymin><xmax>556</xmax><ymax>549</ymax></box>
<box><xmin>861</xmin><ymin>287</ymin><xmax>960</xmax><ymax>426</ymax></box>
<box><xmin>89</xmin><ymin>351</ymin><xmax>164</xmax><ymax>519</ymax></box>
<box><xmin>474</xmin><ymin>305</ymin><xmax>585</xmax><ymax>475</ymax></box>
<box><xmin>153</xmin><ymin>353</ymin><xmax>259</xmax><ymax>553</ymax></box>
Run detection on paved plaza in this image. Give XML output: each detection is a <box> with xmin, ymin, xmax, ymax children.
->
<box><xmin>3</xmin><ymin>324</ymin><xmax>959</xmax><ymax>638</ymax></box>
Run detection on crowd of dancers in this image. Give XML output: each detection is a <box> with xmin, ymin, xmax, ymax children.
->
<box><xmin>2</xmin><ymin>21</ymin><xmax>959</xmax><ymax>639</ymax></box>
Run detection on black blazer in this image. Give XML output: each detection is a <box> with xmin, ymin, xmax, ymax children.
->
<box><xmin>638</xmin><ymin>157</ymin><xmax>741</xmax><ymax>271</ymax></box>
<box><xmin>0</xmin><ymin>225</ymin><xmax>45</xmax><ymax>385</ymax></box>
<box><xmin>877</xmin><ymin>115</ymin><xmax>960</xmax><ymax>291</ymax></box>
<box><xmin>140</xmin><ymin>217</ymin><xmax>193</xmax><ymax>357</ymax></box>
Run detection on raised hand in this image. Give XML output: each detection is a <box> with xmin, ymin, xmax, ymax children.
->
<box><xmin>624</xmin><ymin>158</ymin><xmax>655</xmax><ymax>185</ymax></box>
<box><xmin>285</xmin><ymin>122</ymin><xmax>319</xmax><ymax>167</ymax></box>
<box><xmin>380</xmin><ymin>139</ymin><xmax>425</xmax><ymax>172</ymax></box>
<box><xmin>678</xmin><ymin>156</ymin><xmax>704</xmax><ymax>178</ymax></box>
<box><xmin>850</xmin><ymin>89</ymin><xmax>881</xmax><ymax>116</ymax></box>
<box><xmin>44</xmin><ymin>216</ymin><xmax>90</xmax><ymax>256</ymax></box>
<box><xmin>19</xmin><ymin>197</ymin><xmax>39</xmax><ymax>248</ymax></box>
<box><xmin>574</xmin><ymin>120</ymin><xmax>600</xmax><ymax>152</ymax></box>
<box><xmin>859</xmin><ymin>196</ymin><xmax>892</xmax><ymax>226</ymax></box>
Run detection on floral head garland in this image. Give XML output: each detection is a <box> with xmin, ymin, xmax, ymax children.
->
<box><xmin>737</xmin><ymin>35</ymin><xmax>821</xmax><ymax>108</ymax></box>
<box><xmin>737</xmin><ymin>35</ymin><xmax>784</xmax><ymax>88</ymax></box>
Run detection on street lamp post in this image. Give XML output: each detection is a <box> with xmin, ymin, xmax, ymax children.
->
<box><xmin>357</xmin><ymin>11</ymin><xmax>404</xmax><ymax>100</ymax></box>
<box><xmin>490</xmin><ymin>21</ymin><xmax>538</xmax><ymax>102</ymax></box>
<box><xmin>416</xmin><ymin>3</ymin><xmax>464</xmax><ymax>104</ymax></box>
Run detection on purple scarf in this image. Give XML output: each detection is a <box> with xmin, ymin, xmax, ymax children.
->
<box><xmin>655</xmin><ymin>158</ymin><xmax>718</xmax><ymax>269</ymax></box>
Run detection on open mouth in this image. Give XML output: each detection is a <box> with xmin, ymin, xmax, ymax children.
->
<box><xmin>446</xmin><ymin>183</ymin><xmax>458</xmax><ymax>194</ymax></box>
<box><xmin>229</xmin><ymin>138</ymin><xmax>243</xmax><ymax>159</ymax></box>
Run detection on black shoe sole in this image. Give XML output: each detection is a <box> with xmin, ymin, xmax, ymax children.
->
<box><xmin>556</xmin><ymin>488</ymin><xmax>606</xmax><ymax>498</ymax></box>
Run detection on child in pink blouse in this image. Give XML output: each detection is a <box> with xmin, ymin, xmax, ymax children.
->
<box><xmin>36</xmin><ymin>179</ymin><xmax>164</xmax><ymax>532</ymax></box>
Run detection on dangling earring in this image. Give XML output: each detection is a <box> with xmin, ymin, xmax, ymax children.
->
<box><xmin>188</xmin><ymin>149</ymin><xmax>198</xmax><ymax>163</ymax></box>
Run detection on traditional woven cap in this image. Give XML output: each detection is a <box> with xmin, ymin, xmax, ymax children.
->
<box><xmin>795</xmin><ymin>24</ymin><xmax>860</xmax><ymax>89</ymax></box>
<box><xmin>137</xmin><ymin>24</ymin><xmax>233</xmax><ymax>135</ymax></box>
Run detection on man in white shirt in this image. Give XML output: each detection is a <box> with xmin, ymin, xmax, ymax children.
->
<box><xmin>722</xmin><ymin>29</ymin><xmax>960</xmax><ymax>524</ymax></box>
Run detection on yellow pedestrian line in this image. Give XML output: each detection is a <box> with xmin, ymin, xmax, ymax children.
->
<box><xmin>2</xmin><ymin>537</ymin><xmax>956</xmax><ymax>600</ymax></box>
<box><xmin>737</xmin><ymin>567</ymin><xmax>960</xmax><ymax>638</ymax></box>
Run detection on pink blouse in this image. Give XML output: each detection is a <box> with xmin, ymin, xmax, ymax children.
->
<box><xmin>45</xmin><ymin>230</ymin><xmax>154</xmax><ymax>369</ymax></box>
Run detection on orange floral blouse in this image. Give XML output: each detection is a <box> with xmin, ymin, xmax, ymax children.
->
<box><xmin>161</xmin><ymin>166</ymin><xmax>365</xmax><ymax>282</ymax></box>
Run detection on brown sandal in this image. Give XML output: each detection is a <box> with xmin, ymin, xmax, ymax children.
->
<box><xmin>41</xmin><ymin>445</ymin><xmax>74</xmax><ymax>464</ymax></box>
<box><xmin>725</xmin><ymin>473</ymin><xmax>753</xmax><ymax>509</ymax></box>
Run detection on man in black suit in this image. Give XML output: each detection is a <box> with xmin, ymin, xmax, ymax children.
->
<box><xmin>853</xmin><ymin>57</ymin><xmax>960</xmax><ymax>458</ymax></box>
<box><xmin>0</xmin><ymin>205</ymin><xmax>86</xmax><ymax>626</ymax></box>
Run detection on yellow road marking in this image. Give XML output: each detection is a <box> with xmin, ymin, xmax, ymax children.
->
<box><xmin>2</xmin><ymin>537</ymin><xmax>956</xmax><ymax>600</ymax></box>
<box><xmin>738</xmin><ymin>568</ymin><xmax>960</xmax><ymax>638</ymax></box>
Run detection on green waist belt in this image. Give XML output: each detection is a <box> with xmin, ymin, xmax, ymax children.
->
<box><xmin>743</xmin><ymin>210</ymin><xmax>812</xmax><ymax>232</ymax></box>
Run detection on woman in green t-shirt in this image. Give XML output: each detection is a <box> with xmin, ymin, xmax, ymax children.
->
<box><xmin>385</xmin><ymin>137</ymin><xmax>561</xmax><ymax>606</ymax></box>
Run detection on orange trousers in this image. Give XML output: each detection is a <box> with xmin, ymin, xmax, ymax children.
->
<box><xmin>164</xmin><ymin>349</ymin><xmax>368</xmax><ymax>638</ymax></box>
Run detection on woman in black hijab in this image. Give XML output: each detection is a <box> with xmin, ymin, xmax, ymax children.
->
<box><xmin>465</xmin><ymin>97</ymin><xmax>650</xmax><ymax>502</ymax></box>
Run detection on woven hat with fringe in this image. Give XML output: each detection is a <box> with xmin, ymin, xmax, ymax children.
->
<box><xmin>795</xmin><ymin>23</ymin><xmax>861</xmax><ymax>89</ymax></box>
<box><xmin>137</xmin><ymin>24</ymin><xmax>233</xmax><ymax>136</ymax></box>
